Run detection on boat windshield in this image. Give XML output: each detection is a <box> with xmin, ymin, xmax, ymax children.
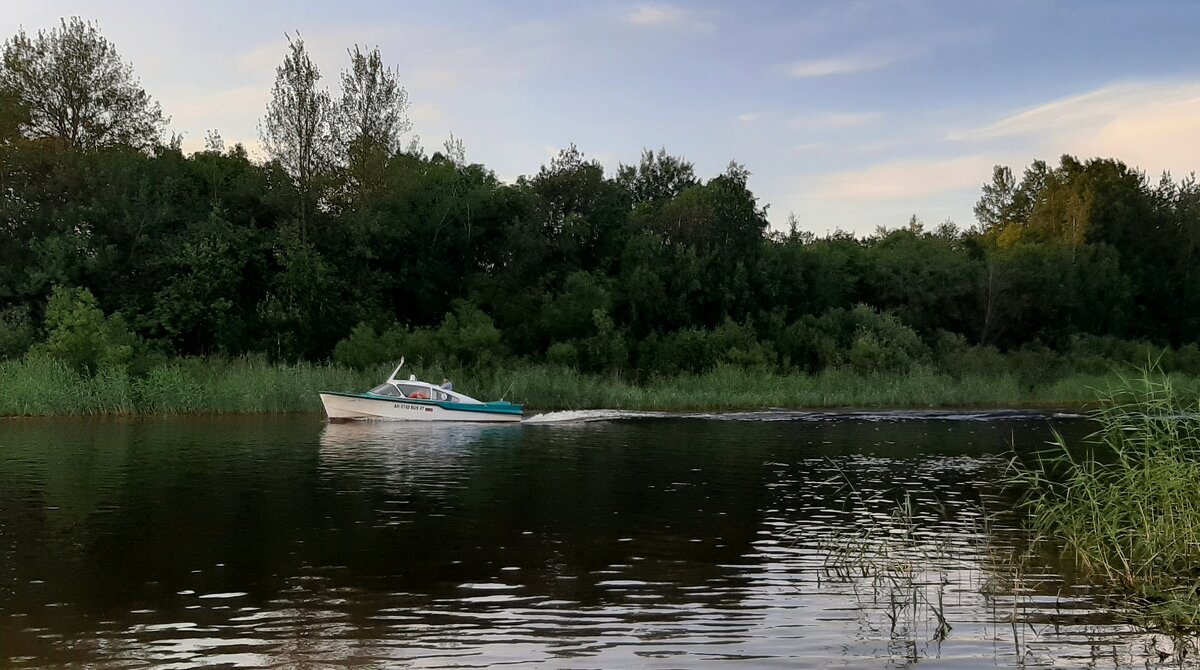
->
<box><xmin>368</xmin><ymin>384</ymin><xmax>402</xmax><ymax>397</ymax></box>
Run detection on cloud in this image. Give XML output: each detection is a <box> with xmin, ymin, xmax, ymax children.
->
<box><xmin>737</xmin><ymin>112</ymin><xmax>762</xmax><ymax>123</ymax></box>
<box><xmin>791</xmin><ymin>111</ymin><xmax>882</xmax><ymax>130</ymax></box>
<box><xmin>950</xmin><ymin>82</ymin><xmax>1200</xmax><ymax>142</ymax></box>
<box><xmin>236</xmin><ymin>23</ymin><xmax>545</xmax><ymax>97</ymax></box>
<box><xmin>799</xmin><ymin>78</ymin><xmax>1200</xmax><ymax>233</ymax></box>
<box><xmin>817</xmin><ymin>154</ymin><xmax>999</xmax><ymax>201</ymax></box>
<box><xmin>168</xmin><ymin>85</ymin><xmax>270</xmax><ymax>155</ymax></box>
<box><xmin>623</xmin><ymin>4</ymin><xmax>716</xmax><ymax>32</ymax></box>
<box><xmin>950</xmin><ymin>80</ymin><xmax>1200</xmax><ymax>177</ymax></box>
<box><xmin>785</xmin><ymin>53</ymin><xmax>895</xmax><ymax>78</ymax></box>
<box><xmin>408</xmin><ymin>102</ymin><xmax>441</xmax><ymax>125</ymax></box>
<box><xmin>170</xmin><ymin>85</ymin><xmax>268</xmax><ymax>124</ymax></box>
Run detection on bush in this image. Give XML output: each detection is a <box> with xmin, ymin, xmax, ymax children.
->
<box><xmin>777</xmin><ymin>317</ymin><xmax>839</xmax><ymax>372</ymax></box>
<box><xmin>1163</xmin><ymin>343</ymin><xmax>1200</xmax><ymax>376</ymax></box>
<box><xmin>779</xmin><ymin>305</ymin><xmax>926</xmax><ymax>374</ymax></box>
<box><xmin>636</xmin><ymin>318</ymin><xmax>769</xmax><ymax>376</ymax></box>
<box><xmin>30</xmin><ymin>286</ymin><xmax>134</xmax><ymax>374</ymax></box>
<box><xmin>435</xmin><ymin>300</ymin><xmax>506</xmax><ymax>367</ymax></box>
<box><xmin>0</xmin><ymin>306</ymin><xmax>36</xmax><ymax>360</ymax></box>
<box><xmin>1006</xmin><ymin>345</ymin><xmax>1070</xmax><ymax>387</ymax></box>
<box><xmin>334</xmin><ymin>301</ymin><xmax>507</xmax><ymax>371</ymax></box>
<box><xmin>333</xmin><ymin>322</ymin><xmax>406</xmax><ymax>369</ymax></box>
<box><xmin>546</xmin><ymin>341</ymin><xmax>578</xmax><ymax>368</ymax></box>
<box><xmin>574</xmin><ymin>308</ymin><xmax>629</xmax><ymax>373</ymax></box>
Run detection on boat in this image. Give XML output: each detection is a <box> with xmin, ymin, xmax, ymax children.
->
<box><xmin>319</xmin><ymin>360</ymin><xmax>523</xmax><ymax>423</ymax></box>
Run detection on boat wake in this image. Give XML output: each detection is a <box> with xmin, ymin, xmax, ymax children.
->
<box><xmin>524</xmin><ymin>408</ymin><xmax>1084</xmax><ymax>424</ymax></box>
<box><xmin>523</xmin><ymin>409</ymin><xmax>668</xmax><ymax>424</ymax></box>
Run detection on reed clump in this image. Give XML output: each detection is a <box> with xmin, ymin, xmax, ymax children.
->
<box><xmin>1013</xmin><ymin>369</ymin><xmax>1200</xmax><ymax>633</ymax></box>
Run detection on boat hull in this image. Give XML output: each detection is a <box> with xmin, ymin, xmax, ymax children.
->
<box><xmin>319</xmin><ymin>392</ymin><xmax>523</xmax><ymax>423</ymax></box>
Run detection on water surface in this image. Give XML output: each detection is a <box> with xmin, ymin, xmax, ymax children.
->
<box><xmin>0</xmin><ymin>411</ymin><xmax>1184</xmax><ymax>668</ymax></box>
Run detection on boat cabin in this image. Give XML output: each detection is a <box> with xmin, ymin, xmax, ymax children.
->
<box><xmin>366</xmin><ymin>381</ymin><xmax>476</xmax><ymax>404</ymax></box>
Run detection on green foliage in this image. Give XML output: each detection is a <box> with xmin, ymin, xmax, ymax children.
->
<box><xmin>332</xmin><ymin>322</ymin><xmax>406</xmax><ymax>370</ymax></box>
<box><xmin>151</xmin><ymin>207</ymin><xmax>252</xmax><ymax>354</ymax></box>
<box><xmin>259</xmin><ymin>33</ymin><xmax>334</xmax><ymax>215</ymax></box>
<box><xmin>540</xmin><ymin>271</ymin><xmax>613</xmax><ymax>343</ymax></box>
<box><xmin>616</xmin><ymin>148</ymin><xmax>698</xmax><ymax>205</ymax></box>
<box><xmin>332</xmin><ymin>301</ymin><xmax>505</xmax><ymax>371</ymax></box>
<box><xmin>637</xmin><ymin>319</ymin><xmax>772</xmax><ymax>376</ymax></box>
<box><xmin>30</xmin><ymin>285</ymin><xmax>134</xmax><ymax>374</ymax></box>
<box><xmin>0</xmin><ymin>306</ymin><xmax>35</xmax><ymax>359</ymax></box>
<box><xmin>0</xmin><ymin>17</ymin><xmax>166</xmax><ymax>148</ymax></box>
<box><xmin>574</xmin><ymin>308</ymin><xmax>629</xmax><ymax>372</ymax></box>
<box><xmin>777</xmin><ymin>305</ymin><xmax>927</xmax><ymax>374</ymax></box>
<box><xmin>0</xmin><ymin>354</ymin><xmax>376</xmax><ymax>415</ymax></box>
<box><xmin>335</xmin><ymin>44</ymin><xmax>411</xmax><ymax>159</ymax></box>
<box><xmin>545</xmin><ymin>341</ymin><xmax>578</xmax><ymax>368</ymax></box>
<box><xmin>1014</xmin><ymin>370</ymin><xmax>1200</xmax><ymax>631</ymax></box>
<box><xmin>433</xmin><ymin>300</ymin><xmax>505</xmax><ymax>367</ymax></box>
<box><xmin>0</xmin><ymin>19</ymin><xmax>1197</xmax><ymax>383</ymax></box>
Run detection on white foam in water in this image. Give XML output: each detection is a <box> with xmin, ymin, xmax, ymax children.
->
<box><xmin>525</xmin><ymin>408</ymin><xmax>1071</xmax><ymax>423</ymax></box>
<box><xmin>456</xmin><ymin>582</ymin><xmax>522</xmax><ymax>591</ymax></box>
<box><xmin>523</xmin><ymin>409</ymin><xmax>665</xmax><ymax>424</ymax></box>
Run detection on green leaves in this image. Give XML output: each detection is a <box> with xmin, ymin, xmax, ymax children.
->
<box><xmin>31</xmin><ymin>285</ymin><xmax>133</xmax><ymax>374</ymax></box>
<box><xmin>0</xmin><ymin>17</ymin><xmax>166</xmax><ymax>149</ymax></box>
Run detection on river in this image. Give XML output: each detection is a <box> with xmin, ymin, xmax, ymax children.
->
<box><xmin>0</xmin><ymin>411</ymin><xmax>1188</xmax><ymax>668</ymax></box>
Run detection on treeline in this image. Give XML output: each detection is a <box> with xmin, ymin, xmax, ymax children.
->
<box><xmin>2</xmin><ymin>19</ymin><xmax>1200</xmax><ymax>383</ymax></box>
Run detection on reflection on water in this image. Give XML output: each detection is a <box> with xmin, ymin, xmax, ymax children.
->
<box><xmin>0</xmin><ymin>412</ymin><xmax>1187</xmax><ymax>667</ymax></box>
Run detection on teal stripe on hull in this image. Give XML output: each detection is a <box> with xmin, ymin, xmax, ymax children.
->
<box><xmin>321</xmin><ymin>391</ymin><xmax>524</xmax><ymax>416</ymax></box>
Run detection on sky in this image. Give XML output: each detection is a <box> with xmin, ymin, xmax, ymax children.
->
<box><xmin>4</xmin><ymin>0</ymin><xmax>1200</xmax><ymax>235</ymax></box>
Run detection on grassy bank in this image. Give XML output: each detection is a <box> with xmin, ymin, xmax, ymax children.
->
<box><xmin>1013</xmin><ymin>371</ymin><xmax>1200</xmax><ymax>633</ymax></box>
<box><xmin>3</xmin><ymin>355</ymin><xmax>1193</xmax><ymax>417</ymax></box>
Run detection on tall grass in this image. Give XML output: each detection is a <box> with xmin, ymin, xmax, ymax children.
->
<box><xmin>0</xmin><ymin>355</ymin><xmax>377</xmax><ymax>416</ymax></box>
<box><xmin>2</xmin><ymin>355</ymin><xmax>1193</xmax><ymax>416</ymax></box>
<box><xmin>1012</xmin><ymin>369</ymin><xmax>1200</xmax><ymax>632</ymax></box>
<box><xmin>466</xmin><ymin>364</ymin><xmax>1168</xmax><ymax>411</ymax></box>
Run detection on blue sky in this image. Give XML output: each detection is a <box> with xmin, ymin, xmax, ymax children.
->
<box><xmin>4</xmin><ymin>1</ymin><xmax>1199</xmax><ymax>234</ymax></box>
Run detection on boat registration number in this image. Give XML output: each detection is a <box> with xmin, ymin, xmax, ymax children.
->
<box><xmin>392</xmin><ymin>403</ymin><xmax>435</xmax><ymax>413</ymax></box>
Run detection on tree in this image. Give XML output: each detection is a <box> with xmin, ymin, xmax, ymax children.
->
<box><xmin>334</xmin><ymin>45</ymin><xmax>410</xmax><ymax>160</ymax></box>
<box><xmin>259</xmin><ymin>33</ymin><xmax>333</xmax><ymax>236</ymax></box>
<box><xmin>0</xmin><ymin>17</ymin><xmax>166</xmax><ymax>149</ymax></box>
<box><xmin>616</xmin><ymin>148</ymin><xmax>698</xmax><ymax>204</ymax></box>
<box><xmin>973</xmin><ymin>165</ymin><xmax>1015</xmax><ymax>233</ymax></box>
<box><xmin>0</xmin><ymin>89</ymin><xmax>28</xmax><ymax>143</ymax></box>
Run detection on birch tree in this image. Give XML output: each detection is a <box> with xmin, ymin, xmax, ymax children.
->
<box><xmin>334</xmin><ymin>45</ymin><xmax>410</xmax><ymax>160</ymax></box>
<box><xmin>259</xmin><ymin>34</ymin><xmax>333</xmax><ymax>235</ymax></box>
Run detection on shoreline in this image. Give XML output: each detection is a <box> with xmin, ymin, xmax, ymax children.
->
<box><xmin>2</xmin><ymin>355</ymin><xmax>1186</xmax><ymax>418</ymax></box>
<box><xmin>0</xmin><ymin>404</ymin><xmax>1092</xmax><ymax>420</ymax></box>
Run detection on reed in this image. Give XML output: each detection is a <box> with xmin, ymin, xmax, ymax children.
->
<box><xmin>471</xmin><ymin>364</ymin><xmax>1173</xmax><ymax>411</ymax></box>
<box><xmin>1012</xmin><ymin>369</ymin><xmax>1200</xmax><ymax>633</ymax></box>
<box><xmin>2</xmin><ymin>355</ymin><xmax>1194</xmax><ymax>416</ymax></box>
<box><xmin>0</xmin><ymin>355</ymin><xmax>378</xmax><ymax>416</ymax></box>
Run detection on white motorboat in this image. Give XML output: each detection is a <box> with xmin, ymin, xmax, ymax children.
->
<box><xmin>319</xmin><ymin>360</ymin><xmax>523</xmax><ymax>423</ymax></box>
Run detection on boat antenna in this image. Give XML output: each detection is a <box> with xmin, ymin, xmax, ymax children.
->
<box><xmin>500</xmin><ymin>377</ymin><xmax>517</xmax><ymax>402</ymax></box>
<box><xmin>388</xmin><ymin>357</ymin><xmax>405</xmax><ymax>382</ymax></box>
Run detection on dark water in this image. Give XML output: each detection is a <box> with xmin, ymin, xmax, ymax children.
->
<box><xmin>0</xmin><ymin>411</ymin><xmax>1185</xmax><ymax>668</ymax></box>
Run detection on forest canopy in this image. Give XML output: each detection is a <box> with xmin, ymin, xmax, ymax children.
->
<box><xmin>2</xmin><ymin>19</ymin><xmax>1199</xmax><ymax>380</ymax></box>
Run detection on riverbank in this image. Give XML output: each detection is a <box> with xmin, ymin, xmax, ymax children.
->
<box><xmin>3</xmin><ymin>355</ymin><xmax>1191</xmax><ymax>417</ymax></box>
